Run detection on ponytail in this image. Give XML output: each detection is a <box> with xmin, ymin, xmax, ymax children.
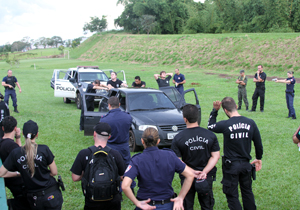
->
<box><xmin>23</xmin><ymin>134</ymin><xmax>37</xmax><ymax>177</ymax></box>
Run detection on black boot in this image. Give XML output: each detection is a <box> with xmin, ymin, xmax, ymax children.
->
<box><xmin>14</xmin><ymin>106</ymin><xmax>19</xmax><ymax>113</ymax></box>
<box><xmin>246</xmin><ymin>106</ymin><xmax>248</xmax><ymax>111</ymax></box>
<box><xmin>237</xmin><ymin>106</ymin><xmax>241</xmax><ymax>110</ymax></box>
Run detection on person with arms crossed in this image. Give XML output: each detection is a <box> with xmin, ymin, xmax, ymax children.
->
<box><xmin>0</xmin><ymin>120</ymin><xmax>63</xmax><ymax>210</ymax></box>
<box><xmin>236</xmin><ymin>69</ymin><xmax>249</xmax><ymax>110</ymax></box>
<box><xmin>207</xmin><ymin>97</ymin><xmax>263</xmax><ymax>210</ymax></box>
<box><xmin>171</xmin><ymin>104</ymin><xmax>220</xmax><ymax>210</ymax></box>
<box><xmin>107</xmin><ymin>72</ymin><xmax>127</xmax><ymax>89</ymax></box>
<box><xmin>2</xmin><ymin>70</ymin><xmax>22</xmax><ymax>113</ymax></box>
<box><xmin>132</xmin><ymin>76</ymin><xmax>146</xmax><ymax>88</ymax></box>
<box><xmin>71</xmin><ymin>122</ymin><xmax>126</xmax><ymax>210</ymax></box>
<box><xmin>122</xmin><ymin>127</ymin><xmax>194</xmax><ymax>210</ymax></box>
<box><xmin>274</xmin><ymin>71</ymin><xmax>296</xmax><ymax>119</ymax></box>
<box><xmin>154</xmin><ymin>71</ymin><xmax>173</xmax><ymax>88</ymax></box>
<box><xmin>172</xmin><ymin>68</ymin><xmax>186</xmax><ymax>95</ymax></box>
<box><xmin>249</xmin><ymin>65</ymin><xmax>267</xmax><ymax>112</ymax></box>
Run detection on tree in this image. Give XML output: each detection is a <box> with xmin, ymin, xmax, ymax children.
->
<box><xmin>51</xmin><ymin>36</ymin><xmax>63</xmax><ymax>48</ymax></box>
<box><xmin>39</xmin><ymin>37</ymin><xmax>47</xmax><ymax>48</ymax></box>
<box><xmin>65</xmin><ymin>39</ymin><xmax>72</xmax><ymax>47</ymax></box>
<box><xmin>72</xmin><ymin>37</ymin><xmax>83</xmax><ymax>48</ymax></box>
<box><xmin>58</xmin><ymin>45</ymin><xmax>65</xmax><ymax>54</ymax></box>
<box><xmin>83</xmin><ymin>16</ymin><xmax>108</xmax><ymax>33</ymax></box>
<box><xmin>140</xmin><ymin>15</ymin><xmax>157</xmax><ymax>35</ymax></box>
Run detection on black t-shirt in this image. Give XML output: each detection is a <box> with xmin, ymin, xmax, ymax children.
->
<box><xmin>0</xmin><ymin>138</ymin><xmax>23</xmax><ymax>187</ymax></box>
<box><xmin>107</xmin><ymin>79</ymin><xmax>123</xmax><ymax>88</ymax></box>
<box><xmin>3</xmin><ymin>144</ymin><xmax>57</xmax><ymax>192</ymax></box>
<box><xmin>156</xmin><ymin>75</ymin><xmax>171</xmax><ymax>87</ymax></box>
<box><xmin>70</xmin><ymin>146</ymin><xmax>126</xmax><ymax>205</ymax></box>
<box><xmin>132</xmin><ymin>81</ymin><xmax>146</xmax><ymax>87</ymax></box>
<box><xmin>171</xmin><ymin>127</ymin><xmax>220</xmax><ymax>173</ymax></box>
<box><xmin>85</xmin><ymin>84</ymin><xmax>96</xmax><ymax>102</ymax></box>
<box><xmin>208</xmin><ymin>110</ymin><xmax>263</xmax><ymax>161</ymax></box>
<box><xmin>0</xmin><ymin>101</ymin><xmax>10</xmax><ymax>138</ymax></box>
<box><xmin>254</xmin><ymin>72</ymin><xmax>267</xmax><ymax>88</ymax></box>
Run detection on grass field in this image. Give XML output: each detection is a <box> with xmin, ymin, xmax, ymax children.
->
<box><xmin>0</xmin><ymin>57</ymin><xmax>299</xmax><ymax>209</ymax></box>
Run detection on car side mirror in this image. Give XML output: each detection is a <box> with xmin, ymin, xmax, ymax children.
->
<box><xmin>69</xmin><ymin>78</ymin><xmax>75</xmax><ymax>83</ymax></box>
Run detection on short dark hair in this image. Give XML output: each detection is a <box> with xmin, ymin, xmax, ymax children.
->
<box><xmin>160</xmin><ymin>71</ymin><xmax>166</xmax><ymax>75</ymax></box>
<box><xmin>108</xmin><ymin>96</ymin><xmax>120</xmax><ymax>108</ymax></box>
<box><xmin>258</xmin><ymin>65</ymin><xmax>263</xmax><ymax>68</ymax></box>
<box><xmin>2</xmin><ymin>116</ymin><xmax>17</xmax><ymax>133</ymax></box>
<box><xmin>221</xmin><ymin>97</ymin><xmax>237</xmax><ymax>112</ymax></box>
<box><xmin>94</xmin><ymin>79</ymin><xmax>100</xmax><ymax>85</ymax></box>
<box><xmin>111</xmin><ymin>71</ymin><xmax>117</xmax><ymax>76</ymax></box>
<box><xmin>135</xmin><ymin>76</ymin><xmax>141</xmax><ymax>80</ymax></box>
<box><xmin>183</xmin><ymin>104</ymin><xmax>198</xmax><ymax>123</ymax></box>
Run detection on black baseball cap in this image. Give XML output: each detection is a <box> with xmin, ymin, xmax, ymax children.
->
<box><xmin>23</xmin><ymin>120</ymin><xmax>38</xmax><ymax>139</ymax></box>
<box><xmin>194</xmin><ymin>178</ymin><xmax>209</xmax><ymax>195</ymax></box>
<box><xmin>94</xmin><ymin>122</ymin><xmax>111</xmax><ymax>136</ymax></box>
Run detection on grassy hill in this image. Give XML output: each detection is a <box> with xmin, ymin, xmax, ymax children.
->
<box><xmin>71</xmin><ymin>32</ymin><xmax>300</xmax><ymax>72</ymax></box>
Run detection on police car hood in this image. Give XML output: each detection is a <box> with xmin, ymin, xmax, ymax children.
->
<box><xmin>130</xmin><ymin>109</ymin><xmax>184</xmax><ymax>126</ymax></box>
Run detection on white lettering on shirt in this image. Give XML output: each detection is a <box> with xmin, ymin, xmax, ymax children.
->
<box><xmin>185</xmin><ymin>136</ymin><xmax>208</xmax><ymax>146</ymax></box>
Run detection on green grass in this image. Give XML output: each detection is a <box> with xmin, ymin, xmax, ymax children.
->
<box><xmin>0</xmin><ymin>57</ymin><xmax>300</xmax><ymax>209</ymax></box>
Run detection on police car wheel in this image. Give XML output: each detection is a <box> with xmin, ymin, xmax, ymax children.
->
<box><xmin>76</xmin><ymin>93</ymin><xmax>81</xmax><ymax>109</ymax></box>
<box><xmin>63</xmin><ymin>97</ymin><xmax>71</xmax><ymax>103</ymax></box>
<box><xmin>129</xmin><ymin>130</ymin><xmax>139</xmax><ymax>152</ymax></box>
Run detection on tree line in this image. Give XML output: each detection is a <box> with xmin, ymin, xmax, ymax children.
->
<box><xmin>113</xmin><ymin>0</ymin><xmax>300</xmax><ymax>34</ymax></box>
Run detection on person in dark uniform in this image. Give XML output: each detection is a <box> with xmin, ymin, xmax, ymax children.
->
<box><xmin>236</xmin><ymin>69</ymin><xmax>249</xmax><ymax>110</ymax></box>
<box><xmin>0</xmin><ymin>120</ymin><xmax>64</xmax><ymax>210</ymax></box>
<box><xmin>249</xmin><ymin>65</ymin><xmax>267</xmax><ymax>112</ymax></box>
<box><xmin>171</xmin><ymin>104</ymin><xmax>220</xmax><ymax>210</ymax></box>
<box><xmin>79</xmin><ymin>80</ymin><xmax>108</xmax><ymax>131</ymax></box>
<box><xmin>2</xmin><ymin>70</ymin><xmax>22</xmax><ymax>113</ymax></box>
<box><xmin>99</xmin><ymin>96</ymin><xmax>135</xmax><ymax>190</ymax></box>
<box><xmin>107</xmin><ymin>72</ymin><xmax>127</xmax><ymax>89</ymax></box>
<box><xmin>71</xmin><ymin>122</ymin><xmax>126</xmax><ymax>210</ymax></box>
<box><xmin>0</xmin><ymin>92</ymin><xmax>10</xmax><ymax>138</ymax></box>
<box><xmin>132</xmin><ymin>76</ymin><xmax>146</xmax><ymax>88</ymax></box>
<box><xmin>172</xmin><ymin>68</ymin><xmax>186</xmax><ymax>95</ymax></box>
<box><xmin>122</xmin><ymin>127</ymin><xmax>194</xmax><ymax>210</ymax></box>
<box><xmin>207</xmin><ymin>97</ymin><xmax>263</xmax><ymax>210</ymax></box>
<box><xmin>0</xmin><ymin>116</ymin><xmax>30</xmax><ymax>209</ymax></box>
<box><xmin>154</xmin><ymin>71</ymin><xmax>173</xmax><ymax>87</ymax></box>
<box><xmin>274</xmin><ymin>71</ymin><xmax>296</xmax><ymax>119</ymax></box>
<box><xmin>292</xmin><ymin>125</ymin><xmax>300</xmax><ymax>149</ymax></box>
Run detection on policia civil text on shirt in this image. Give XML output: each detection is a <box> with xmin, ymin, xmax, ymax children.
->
<box><xmin>171</xmin><ymin>104</ymin><xmax>220</xmax><ymax>210</ymax></box>
<box><xmin>122</xmin><ymin>127</ymin><xmax>194</xmax><ymax>210</ymax></box>
<box><xmin>207</xmin><ymin>97</ymin><xmax>263</xmax><ymax>210</ymax></box>
<box><xmin>0</xmin><ymin>120</ymin><xmax>64</xmax><ymax>210</ymax></box>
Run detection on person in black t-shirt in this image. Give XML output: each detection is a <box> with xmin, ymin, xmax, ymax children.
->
<box><xmin>0</xmin><ymin>120</ymin><xmax>63</xmax><ymax>210</ymax></box>
<box><xmin>107</xmin><ymin>72</ymin><xmax>127</xmax><ymax>89</ymax></box>
<box><xmin>0</xmin><ymin>116</ymin><xmax>30</xmax><ymax>210</ymax></box>
<box><xmin>249</xmin><ymin>65</ymin><xmax>267</xmax><ymax>112</ymax></box>
<box><xmin>154</xmin><ymin>71</ymin><xmax>173</xmax><ymax>87</ymax></box>
<box><xmin>172</xmin><ymin>104</ymin><xmax>220</xmax><ymax>210</ymax></box>
<box><xmin>207</xmin><ymin>97</ymin><xmax>263</xmax><ymax>210</ymax></box>
<box><xmin>71</xmin><ymin>122</ymin><xmax>126</xmax><ymax>210</ymax></box>
<box><xmin>132</xmin><ymin>76</ymin><xmax>146</xmax><ymax>88</ymax></box>
<box><xmin>0</xmin><ymin>92</ymin><xmax>10</xmax><ymax>138</ymax></box>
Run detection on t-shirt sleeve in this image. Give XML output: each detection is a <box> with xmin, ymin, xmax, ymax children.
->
<box><xmin>131</xmin><ymin>82</ymin><xmax>135</xmax><ymax>87</ymax></box>
<box><xmin>261</xmin><ymin>73</ymin><xmax>266</xmax><ymax>81</ymax></box>
<box><xmin>45</xmin><ymin>146</ymin><xmax>55</xmax><ymax>165</ymax></box>
<box><xmin>112</xmin><ymin>150</ymin><xmax>126</xmax><ymax>176</ymax></box>
<box><xmin>70</xmin><ymin>150</ymin><xmax>87</xmax><ymax>176</ymax></box>
<box><xmin>166</xmin><ymin>75</ymin><xmax>171</xmax><ymax>81</ymax></box>
<box><xmin>3</xmin><ymin>151</ymin><xmax>17</xmax><ymax>171</ymax></box>
<box><xmin>2</xmin><ymin>77</ymin><xmax>7</xmax><ymax>82</ymax></box>
<box><xmin>211</xmin><ymin>134</ymin><xmax>220</xmax><ymax>152</ymax></box>
<box><xmin>124</xmin><ymin>158</ymin><xmax>139</xmax><ymax>181</ymax></box>
<box><xmin>14</xmin><ymin>77</ymin><xmax>18</xmax><ymax>83</ymax></box>
<box><xmin>244</xmin><ymin>77</ymin><xmax>248</xmax><ymax>84</ymax></box>
<box><xmin>107</xmin><ymin>80</ymin><xmax>112</xmax><ymax>86</ymax></box>
<box><xmin>171</xmin><ymin>137</ymin><xmax>182</xmax><ymax>158</ymax></box>
<box><xmin>170</xmin><ymin>151</ymin><xmax>186</xmax><ymax>174</ymax></box>
<box><xmin>252</xmin><ymin>122</ymin><xmax>263</xmax><ymax>160</ymax></box>
<box><xmin>291</xmin><ymin>78</ymin><xmax>296</xmax><ymax>85</ymax></box>
<box><xmin>182</xmin><ymin>74</ymin><xmax>185</xmax><ymax>80</ymax></box>
<box><xmin>142</xmin><ymin>81</ymin><xmax>146</xmax><ymax>86</ymax></box>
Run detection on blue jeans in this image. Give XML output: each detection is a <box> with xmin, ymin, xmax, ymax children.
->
<box><xmin>4</xmin><ymin>89</ymin><xmax>17</xmax><ymax>107</ymax></box>
<box><xmin>135</xmin><ymin>202</ymin><xmax>173</xmax><ymax>210</ymax></box>
<box><xmin>286</xmin><ymin>92</ymin><xmax>296</xmax><ymax>117</ymax></box>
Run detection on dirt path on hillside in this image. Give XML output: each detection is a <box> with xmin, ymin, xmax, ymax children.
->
<box><xmin>205</xmin><ymin>72</ymin><xmax>300</xmax><ymax>82</ymax></box>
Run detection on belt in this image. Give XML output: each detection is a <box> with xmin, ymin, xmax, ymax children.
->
<box><xmin>29</xmin><ymin>184</ymin><xmax>59</xmax><ymax>197</ymax></box>
<box><xmin>137</xmin><ymin>197</ymin><xmax>172</xmax><ymax>206</ymax></box>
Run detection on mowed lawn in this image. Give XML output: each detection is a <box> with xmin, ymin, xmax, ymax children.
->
<box><xmin>0</xmin><ymin>58</ymin><xmax>299</xmax><ymax>209</ymax></box>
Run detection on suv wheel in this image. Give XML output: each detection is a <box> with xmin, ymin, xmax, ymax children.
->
<box><xmin>129</xmin><ymin>130</ymin><xmax>139</xmax><ymax>152</ymax></box>
<box><xmin>76</xmin><ymin>92</ymin><xmax>82</xmax><ymax>109</ymax></box>
<box><xmin>63</xmin><ymin>97</ymin><xmax>71</xmax><ymax>103</ymax></box>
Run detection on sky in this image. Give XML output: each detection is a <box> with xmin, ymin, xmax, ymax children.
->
<box><xmin>0</xmin><ymin>0</ymin><xmax>204</xmax><ymax>46</ymax></box>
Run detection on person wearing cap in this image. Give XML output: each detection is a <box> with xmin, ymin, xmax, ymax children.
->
<box><xmin>107</xmin><ymin>72</ymin><xmax>127</xmax><ymax>89</ymax></box>
<box><xmin>0</xmin><ymin>120</ymin><xmax>63</xmax><ymax>209</ymax></box>
<box><xmin>0</xmin><ymin>92</ymin><xmax>10</xmax><ymax>138</ymax></box>
<box><xmin>71</xmin><ymin>122</ymin><xmax>126</xmax><ymax>210</ymax></box>
<box><xmin>236</xmin><ymin>69</ymin><xmax>249</xmax><ymax>110</ymax></box>
<box><xmin>207</xmin><ymin>97</ymin><xmax>263</xmax><ymax>210</ymax></box>
<box><xmin>171</xmin><ymin>104</ymin><xmax>220</xmax><ymax>210</ymax></box>
<box><xmin>80</xmin><ymin>80</ymin><xmax>109</xmax><ymax>131</ymax></box>
<box><xmin>274</xmin><ymin>71</ymin><xmax>296</xmax><ymax>119</ymax></box>
<box><xmin>249</xmin><ymin>65</ymin><xmax>267</xmax><ymax>112</ymax></box>
<box><xmin>0</xmin><ymin>116</ymin><xmax>30</xmax><ymax>209</ymax></box>
<box><xmin>122</xmin><ymin>127</ymin><xmax>194</xmax><ymax>210</ymax></box>
<box><xmin>172</xmin><ymin>68</ymin><xmax>186</xmax><ymax>95</ymax></box>
<box><xmin>2</xmin><ymin>70</ymin><xmax>21</xmax><ymax>113</ymax></box>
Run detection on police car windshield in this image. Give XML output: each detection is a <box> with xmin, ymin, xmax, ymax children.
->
<box><xmin>128</xmin><ymin>92</ymin><xmax>176</xmax><ymax>111</ymax></box>
<box><xmin>79</xmin><ymin>72</ymin><xmax>109</xmax><ymax>82</ymax></box>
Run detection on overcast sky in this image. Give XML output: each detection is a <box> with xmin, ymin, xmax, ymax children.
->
<box><xmin>0</xmin><ymin>0</ymin><xmax>204</xmax><ymax>46</ymax></box>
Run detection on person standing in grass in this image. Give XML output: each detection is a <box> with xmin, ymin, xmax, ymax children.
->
<box><xmin>0</xmin><ymin>92</ymin><xmax>10</xmax><ymax>138</ymax></box>
<box><xmin>274</xmin><ymin>71</ymin><xmax>296</xmax><ymax>119</ymax></box>
<box><xmin>208</xmin><ymin>97</ymin><xmax>263</xmax><ymax>210</ymax></box>
<box><xmin>249</xmin><ymin>65</ymin><xmax>266</xmax><ymax>112</ymax></box>
<box><xmin>172</xmin><ymin>68</ymin><xmax>186</xmax><ymax>95</ymax></box>
<box><xmin>154</xmin><ymin>71</ymin><xmax>173</xmax><ymax>87</ymax></box>
<box><xmin>236</xmin><ymin>70</ymin><xmax>249</xmax><ymax>110</ymax></box>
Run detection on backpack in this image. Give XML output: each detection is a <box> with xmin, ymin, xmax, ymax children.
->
<box><xmin>81</xmin><ymin>146</ymin><xmax>120</xmax><ymax>201</ymax></box>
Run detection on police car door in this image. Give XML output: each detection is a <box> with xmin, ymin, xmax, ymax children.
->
<box><xmin>83</xmin><ymin>92</ymin><xmax>109</xmax><ymax>136</ymax></box>
<box><xmin>54</xmin><ymin>69</ymin><xmax>76</xmax><ymax>98</ymax></box>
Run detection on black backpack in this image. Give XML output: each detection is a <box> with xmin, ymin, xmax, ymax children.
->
<box><xmin>81</xmin><ymin>146</ymin><xmax>120</xmax><ymax>201</ymax></box>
